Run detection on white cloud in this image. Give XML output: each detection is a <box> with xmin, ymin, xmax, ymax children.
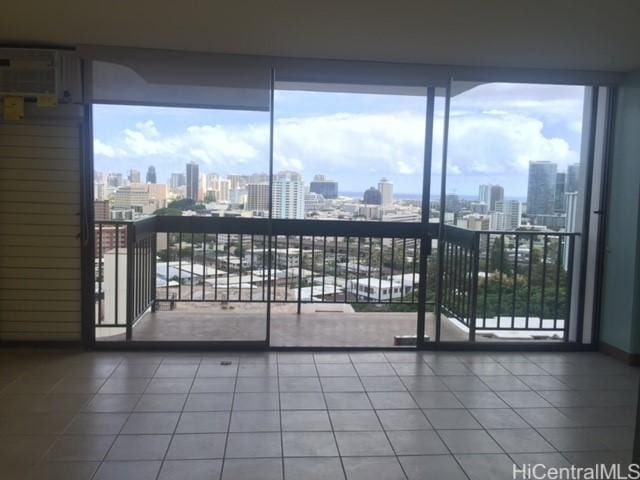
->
<box><xmin>94</xmin><ymin>138</ymin><xmax>125</xmax><ymax>158</ymax></box>
<box><xmin>94</xmin><ymin>85</ymin><xmax>583</xmax><ymax>195</ymax></box>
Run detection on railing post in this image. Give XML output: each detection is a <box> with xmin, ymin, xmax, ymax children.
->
<box><xmin>125</xmin><ymin>222</ymin><xmax>136</xmax><ymax>341</ymax></box>
<box><xmin>150</xmin><ymin>232</ymin><xmax>157</xmax><ymax>313</ymax></box>
<box><xmin>434</xmin><ymin>226</ymin><xmax>445</xmax><ymax>342</ymax></box>
<box><xmin>297</xmin><ymin>235</ymin><xmax>303</xmax><ymax>315</ymax></box>
<box><xmin>563</xmin><ymin>235</ymin><xmax>575</xmax><ymax>342</ymax></box>
<box><xmin>468</xmin><ymin>232</ymin><xmax>480</xmax><ymax>342</ymax></box>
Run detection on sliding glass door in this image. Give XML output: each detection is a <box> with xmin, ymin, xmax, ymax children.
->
<box><xmin>85</xmin><ymin>52</ymin><xmax>610</xmax><ymax>348</ymax></box>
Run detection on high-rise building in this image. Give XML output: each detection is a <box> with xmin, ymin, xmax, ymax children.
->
<box><xmin>471</xmin><ymin>202</ymin><xmax>488</xmax><ymax>215</ymax></box>
<box><xmin>145</xmin><ymin>183</ymin><xmax>168</xmax><ymax>209</ymax></box>
<box><xmin>227</xmin><ymin>174</ymin><xmax>247</xmax><ymax>190</ymax></box>
<box><xmin>218</xmin><ymin>179</ymin><xmax>230</xmax><ymax>203</ymax></box>
<box><xmin>186</xmin><ymin>162</ymin><xmax>199</xmax><ymax>201</ymax></box>
<box><xmin>128</xmin><ymin>169</ymin><xmax>141</xmax><ymax>184</ymax></box>
<box><xmin>555</xmin><ymin>172</ymin><xmax>567</xmax><ymax>212</ymax></box>
<box><xmin>146</xmin><ymin>166</ymin><xmax>157</xmax><ymax>184</ymax></box>
<box><xmin>378</xmin><ymin>178</ymin><xmax>394</xmax><ymax>207</ymax></box>
<box><xmin>478</xmin><ymin>184</ymin><xmax>491</xmax><ymax>205</ymax></box>
<box><xmin>489</xmin><ymin>185</ymin><xmax>504</xmax><ymax>212</ymax></box>
<box><xmin>273</xmin><ymin>171</ymin><xmax>304</xmax><ymax>219</ymax></box>
<box><xmin>94</xmin><ymin>200</ymin><xmax>110</xmax><ymax>221</ymax></box>
<box><xmin>169</xmin><ymin>173</ymin><xmax>185</xmax><ymax>192</ymax></box>
<box><xmin>566</xmin><ymin>163</ymin><xmax>580</xmax><ymax>193</ymax></box>
<box><xmin>229</xmin><ymin>188</ymin><xmax>248</xmax><ymax>206</ymax></box>
<box><xmin>305</xmin><ymin>192</ymin><xmax>325</xmax><ymax>213</ymax></box>
<box><xmin>527</xmin><ymin>161</ymin><xmax>557</xmax><ymax>215</ymax></box>
<box><xmin>198</xmin><ymin>173</ymin><xmax>207</xmax><ymax>202</ymax></box>
<box><xmin>246</xmin><ymin>183</ymin><xmax>270</xmax><ymax>212</ymax></box>
<box><xmin>565</xmin><ymin>192</ymin><xmax>578</xmax><ymax>233</ymax></box>
<box><xmin>495</xmin><ymin>199</ymin><xmax>522</xmax><ymax>230</ymax></box>
<box><xmin>113</xmin><ymin>185</ymin><xmax>156</xmax><ymax>215</ymax></box>
<box><xmin>107</xmin><ymin>173</ymin><xmax>124</xmax><ymax>187</ymax></box>
<box><xmin>95</xmin><ymin>182</ymin><xmax>106</xmax><ymax>201</ymax></box>
<box><xmin>207</xmin><ymin>173</ymin><xmax>220</xmax><ymax>192</ymax></box>
<box><xmin>363</xmin><ymin>187</ymin><xmax>382</xmax><ymax>205</ymax></box>
<box><xmin>489</xmin><ymin>211</ymin><xmax>506</xmax><ymax>231</ymax></box>
<box><xmin>310</xmin><ymin>174</ymin><xmax>339</xmax><ymax>199</ymax></box>
<box><xmin>445</xmin><ymin>194</ymin><xmax>461</xmax><ymax>213</ymax></box>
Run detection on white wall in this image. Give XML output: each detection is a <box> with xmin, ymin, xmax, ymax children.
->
<box><xmin>0</xmin><ymin>104</ymin><xmax>83</xmax><ymax>341</ymax></box>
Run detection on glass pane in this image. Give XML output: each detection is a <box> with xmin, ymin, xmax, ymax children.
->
<box><xmin>439</xmin><ymin>81</ymin><xmax>586</xmax><ymax>342</ymax></box>
<box><xmin>92</xmin><ymin>104</ymin><xmax>270</xmax><ymax>342</ymax></box>
<box><xmin>269</xmin><ymin>81</ymin><xmax>429</xmax><ymax>347</ymax></box>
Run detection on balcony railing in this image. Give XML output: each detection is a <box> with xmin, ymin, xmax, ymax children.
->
<box><xmin>95</xmin><ymin>217</ymin><xmax>577</xmax><ymax>342</ymax></box>
<box><xmin>438</xmin><ymin>226</ymin><xmax>577</xmax><ymax>341</ymax></box>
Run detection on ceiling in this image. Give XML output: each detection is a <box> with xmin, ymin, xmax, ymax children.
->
<box><xmin>2</xmin><ymin>0</ymin><xmax>639</xmax><ymax>72</ymax></box>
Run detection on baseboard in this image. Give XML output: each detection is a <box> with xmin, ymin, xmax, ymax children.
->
<box><xmin>599</xmin><ymin>341</ymin><xmax>640</xmax><ymax>365</ymax></box>
<box><xmin>0</xmin><ymin>340</ymin><xmax>85</xmax><ymax>349</ymax></box>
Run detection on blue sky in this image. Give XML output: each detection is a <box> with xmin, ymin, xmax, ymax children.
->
<box><xmin>93</xmin><ymin>83</ymin><xmax>585</xmax><ymax>197</ymax></box>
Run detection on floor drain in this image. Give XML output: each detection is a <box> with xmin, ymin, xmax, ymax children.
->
<box><xmin>220</xmin><ymin>361</ymin><xmax>232</xmax><ymax>366</ymax></box>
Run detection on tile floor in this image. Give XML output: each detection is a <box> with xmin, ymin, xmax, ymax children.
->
<box><xmin>0</xmin><ymin>348</ymin><xmax>637</xmax><ymax>479</ymax></box>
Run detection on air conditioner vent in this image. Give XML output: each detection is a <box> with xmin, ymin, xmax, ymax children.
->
<box><xmin>0</xmin><ymin>49</ymin><xmax>60</xmax><ymax>97</ymax></box>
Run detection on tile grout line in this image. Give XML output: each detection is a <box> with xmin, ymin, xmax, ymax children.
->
<box><xmin>218</xmin><ymin>355</ymin><xmax>240</xmax><ymax>480</ymax></box>
<box><xmin>352</xmin><ymin>352</ymin><xmax>412</xmax><ymax>480</ymax></box>
<box><xmin>88</xmin><ymin>355</ymin><xmax>160</xmax><ymax>480</ymax></box>
<box><xmin>314</xmin><ymin>353</ymin><xmax>349</xmax><ymax>480</ymax></box>
<box><xmin>28</xmin><ymin>356</ymin><xmax>121</xmax><ymax>474</ymax></box>
<box><xmin>278</xmin><ymin>353</ymin><xmax>286</xmax><ymax>480</ymax></box>
<box><xmin>153</xmin><ymin>355</ymin><xmax>203</xmax><ymax>480</ymax></box>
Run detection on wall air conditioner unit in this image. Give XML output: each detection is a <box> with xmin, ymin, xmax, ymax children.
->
<box><xmin>0</xmin><ymin>48</ymin><xmax>82</xmax><ymax>102</ymax></box>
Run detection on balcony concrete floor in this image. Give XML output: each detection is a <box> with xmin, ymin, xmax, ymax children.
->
<box><xmin>101</xmin><ymin>304</ymin><xmax>469</xmax><ymax>345</ymax></box>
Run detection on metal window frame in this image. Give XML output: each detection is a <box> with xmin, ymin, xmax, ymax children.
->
<box><xmin>80</xmin><ymin>57</ymin><xmax>617</xmax><ymax>352</ymax></box>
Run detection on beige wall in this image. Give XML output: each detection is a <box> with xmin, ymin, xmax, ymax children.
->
<box><xmin>0</xmin><ymin>104</ymin><xmax>83</xmax><ymax>341</ymax></box>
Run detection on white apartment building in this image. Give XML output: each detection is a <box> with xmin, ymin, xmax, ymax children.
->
<box><xmin>273</xmin><ymin>171</ymin><xmax>304</xmax><ymax>219</ymax></box>
<box><xmin>378</xmin><ymin>177</ymin><xmax>394</xmax><ymax>207</ymax></box>
<box><xmin>494</xmin><ymin>199</ymin><xmax>522</xmax><ymax>230</ymax></box>
<box><xmin>113</xmin><ymin>184</ymin><xmax>160</xmax><ymax>215</ymax></box>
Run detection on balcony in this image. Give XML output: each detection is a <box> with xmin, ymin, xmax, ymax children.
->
<box><xmin>94</xmin><ymin>217</ymin><xmax>577</xmax><ymax>346</ymax></box>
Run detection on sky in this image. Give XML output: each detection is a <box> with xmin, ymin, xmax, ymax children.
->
<box><xmin>93</xmin><ymin>82</ymin><xmax>585</xmax><ymax>198</ymax></box>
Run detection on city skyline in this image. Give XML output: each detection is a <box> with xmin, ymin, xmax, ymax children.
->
<box><xmin>93</xmin><ymin>83</ymin><xmax>585</xmax><ymax>196</ymax></box>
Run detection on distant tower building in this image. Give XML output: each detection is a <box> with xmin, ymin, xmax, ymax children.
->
<box><xmin>489</xmin><ymin>211</ymin><xmax>506</xmax><ymax>231</ymax></box>
<box><xmin>555</xmin><ymin>172</ymin><xmax>567</xmax><ymax>212</ymax></box>
<box><xmin>445</xmin><ymin>194</ymin><xmax>461</xmax><ymax>214</ymax></box>
<box><xmin>363</xmin><ymin>187</ymin><xmax>382</xmax><ymax>205</ymax></box>
<box><xmin>246</xmin><ymin>183</ymin><xmax>270</xmax><ymax>212</ymax></box>
<box><xmin>128</xmin><ymin>169</ymin><xmax>141</xmax><ymax>184</ymax></box>
<box><xmin>146</xmin><ymin>166</ymin><xmax>157</xmax><ymax>184</ymax></box>
<box><xmin>94</xmin><ymin>200</ymin><xmax>110</xmax><ymax>221</ymax></box>
<box><xmin>304</xmin><ymin>192</ymin><xmax>325</xmax><ymax>213</ymax></box>
<box><xmin>378</xmin><ymin>178</ymin><xmax>394</xmax><ymax>207</ymax></box>
<box><xmin>565</xmin><ymin>192</ymin><xmax>578</xmax><ymax>233</ymax></box>
<box><xmin>566</xmin><ymin>163</ymin><xmax>580</xmax><ymax>192</ymax></box>
<box><xmin>527</xmin><ymin>161</ymin><xmax>557</xmax><ymax>215</ymax></box>
<box><xmin>309</xmin><ymin>174</ymin><xmax>339</xmax><ymax>199</ymax></box>
<box><xmin>218</xmin><ymin>179</ymin><xmax>231</xmax><ymax>203</ymax></box>
<box><xmin>186</xmin><ymin>162</ymin><xmax>199</xmax><ymax>201</ymax></box>
<box><xmin>489</xmin><ymin>185</ymin><xmax>504</xmax><ymax>212</ymax></box>
<box><xmin>272</xmin><ymin>171</ymin><xmax>304</xmax><ymax>219</ymax></box>
<box><xmin>198</xmin><ymin>173</ymin><xmax>207</xmax><ymax>202</ymax></box>
<box><xmin>495</xmin><ymin>200</ymin><xmax>522</xmax><ymax>230</ymax></box>
<box><xmin>107</xmin><ymin>173</ymin><xmax>124</xmax><ymax>187</ymax></box>
<box><xmin>95</xmin><ymin>182</ymin><xmax>106</xmax><ymax>201</ymax></box>
<box><xmin>478</xmin><ymin>184</ymin><xmax>491</xmax><ymax>205</ymax></box>
<box><xmin>169</xmin><ymin>173</ymin><xmax>186</xmax><ymax>192</ymax></box>
<box><xmin>227</xmin><ymin>174</ymin><xmax>246</xmax><ymax>190</ymax></box>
